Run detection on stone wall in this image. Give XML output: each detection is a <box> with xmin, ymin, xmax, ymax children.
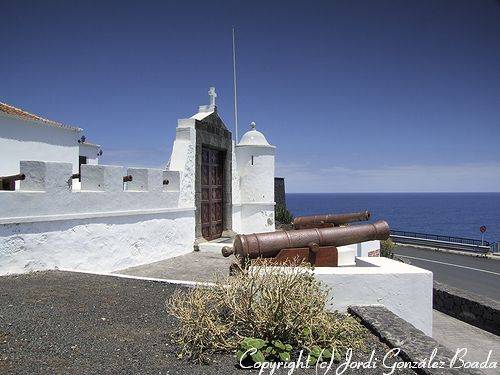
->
<box><xmin>433</xmin><ymin>281</ymin><xmax>500</xmax><ymax>336</ymax></box>
<box><xmin>274</xmin><ymin>177</ymin><xmax>286</xmax><ymax>209</ymax></box>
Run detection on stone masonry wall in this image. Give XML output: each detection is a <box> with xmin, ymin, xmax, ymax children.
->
<box><xmin>274</xmin><ymin>177</ymin><xmax>286</xmax><ymax>209</ymax></box>
<box><xmin>433</xmin><ymin>281</ymin><xmax>500</xmax><ymax>336</ymax></box>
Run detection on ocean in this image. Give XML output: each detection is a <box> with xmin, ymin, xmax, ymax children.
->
<box><xmin>286</xmin><ymin>193</ymin><xmax>500</xmax><ymax>243</ymax></box>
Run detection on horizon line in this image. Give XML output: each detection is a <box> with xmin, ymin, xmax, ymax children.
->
<box><xmin>286</xmin><ymin>191</ymin><xmax>500</xmax><ymax>194</ymax></box>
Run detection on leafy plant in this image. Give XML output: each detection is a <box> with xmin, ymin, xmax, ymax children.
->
<box><xmin>237</xmin><ymin>337</ymin><xmax>267</xmax><ymax>364</ymax></box>
<box><xmin>236</xmin><ymin>338</ymin><xmax>292</xmax><ymax>364</ymax></box>
<box><xmin>380</xmin><ymin>238</ymin><xmax>396</xmax><ymax>259</ymax></box>
<box><xmin>269</xmin><ymin>340</ymin><xmax>293</xmax><ymax>362</ymax></box>
<box><xmin>167</xmin><ymin>260</ymin><xmax>366</xmax><ymax>363</ymax></box>
<box><xmin>306</xmin><ymin>345</ymin><xmax>343</xmax><ymax>365</ymax></box>
<box><xmin>307</xmin><ymin>346</ymin><xmax>331</xmax><ymax>365</ymax></box>
<box><xmin>275</xmin><ymin>205</ymin><xmax>294</xmax><ymax>224</ymax></box>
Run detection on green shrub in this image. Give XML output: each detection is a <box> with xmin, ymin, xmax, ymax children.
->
<box><xmin>275</xmin><ymin>205</ymin><xmax>294</xmax><ymax>224</ymax></box>
<box><xmin>380</xmin><ymin>238</ymin><xmax>396</xmax><ymax>259</ymax></box>
<box><xmin>167</xmin><ymin>261</ymin><xmax>366</xmax><ymax>363</ymax></box>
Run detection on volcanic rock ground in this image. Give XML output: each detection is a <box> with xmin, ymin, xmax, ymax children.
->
<box><xmin>0</xmin><ymin>270</ymin><xmax>416</xmax><ymax>374</ymax></box>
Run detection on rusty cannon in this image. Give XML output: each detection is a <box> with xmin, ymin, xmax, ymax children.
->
<box><xmin>222</xmin><ymin>220</ymin><xmax>390</xmax><ymax>267</ymax></box>
<box><xmin>0</xmin><ymin>173</ymin><xmax>25</xmax><ymax>190</ymax></box>
<box><xmin>293</xmin><ymin>211</ymin><xmax>371</xmax><ymax>229</ymax></box>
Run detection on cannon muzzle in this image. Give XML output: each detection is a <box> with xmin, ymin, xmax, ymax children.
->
<box><xmin>293</xmin><ymin>211</ymin><xmax>370</xmax><ymax>229</ymax></box>
<box><xmin>222</xmin><ymin>246</ymin><xmax>234</xmax><ymax>257</ymax></box>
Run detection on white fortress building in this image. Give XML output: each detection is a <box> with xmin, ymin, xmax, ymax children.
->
<box><xmin>0</xmin><ymin>89</ymin><xmax>276</xmax><ymax>273</ymax></box>
<box><xmin>0</xmin><ymin>90</ymin><xmax>433</xmax><ymax>336</ymax></box>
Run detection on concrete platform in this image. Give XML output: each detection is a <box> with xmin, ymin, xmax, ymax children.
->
<box><xmin>114</xmin><ymin>251</ymin><xmax>233</xmax><ymax>283</ymax></box>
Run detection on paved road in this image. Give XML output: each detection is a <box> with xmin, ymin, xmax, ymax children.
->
<box><xmin>394</xmin><ymin>246</ymin><xmax>500</xmax><ymax>301</ymax></box>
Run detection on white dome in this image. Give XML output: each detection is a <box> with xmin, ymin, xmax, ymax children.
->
<box><xmin>238</xmin><ymin>122</ymin><xmax>271</xmax><ymax>146</ymax></box>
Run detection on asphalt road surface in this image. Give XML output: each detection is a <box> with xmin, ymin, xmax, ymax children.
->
<box><xmin>393</xmin><ymin>246</ymin><xmax>500</xmax><ymax>301</ymax></box>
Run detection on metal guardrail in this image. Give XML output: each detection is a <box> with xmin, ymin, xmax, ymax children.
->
<box><xmin>391</xmin><ymin>230</ymin><xmax>490</xmax><ymax>247</ymax></box>
<box><xmin>492</xmin><ymin>242</ymin><xmax>500</xmax><ymax>253</ymax></box>
<box><xmin>390</xmin><ymin>230</ymin><xmax>491</xmax><ymax>254</ymax></box>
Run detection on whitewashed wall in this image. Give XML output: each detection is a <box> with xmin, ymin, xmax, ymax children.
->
<box><xmin>0</xmin><ymin>161</ymin><xmax>195</xmax><ymax>275</ymax></box>
<box><xmin>0</xmin><ymin>113</ymin><xmax>80</xmax><ymax>176</ymax></box>
<box><xmin>79</xmin><ymin>143</ymin><xmax>100</xmax><ymax>165</ymax></box>
<box><xmin>315</xmin><ymin>257</ymin><xmax>433</xmax><ymax>336</ymax></box>
<box><xmin>231</xmin><ymin>140</ymin><xmax>243</xmax><ymax>233</ymax></box>
<box><xmin>236</xmin><ymin>145</ymin><xmax>275</xmax><ymax>204</ymax></box>
<box><xmin>239</xmin><ymin>203</ymin><xmax>275</xmax><ymax>234</ymax></box>
<box><xmin>235</xmin><ymin>143</ymin><xmax>276</xmax><ymax>234</ymax></box>
<box><xmin>169</xmin><ymin>119</ymin><xmax>196</xmax><ymax>208</ymax></box>
<box><xmin>0</xmin><ymin>212</ymin><xmax>194</xmax><ymax>274</ymax></box>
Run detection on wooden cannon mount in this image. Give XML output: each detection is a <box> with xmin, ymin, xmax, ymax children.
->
<box><xmin>222</xmin><ymin>220</ymin><xmax>390</xmax><ymax>268</ymax></box>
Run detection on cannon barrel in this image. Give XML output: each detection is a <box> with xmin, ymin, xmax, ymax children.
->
<box><xmin>0</xmin><ymin>173</ymin><xmax>26</xmax><ymax>182</ymax></box>
<box><xmin>223</xmin><ymin>220</ymin><xmax>390</xmax><ymax>259</ymax></box>
<box><xmin>293</xmin><ymin>211</ymin><xmax>370</xmax><ymax>229</ymax></box>
<box><xmin>0</xmin><ymin>173</ymin><xmax>26</xmax><ymax>190</ymax></box>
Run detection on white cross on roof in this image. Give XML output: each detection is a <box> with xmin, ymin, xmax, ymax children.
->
<box><xmin>208</xmin><ymin>87</ymin><xmax>217</xmax><ymax>107</ymax></box>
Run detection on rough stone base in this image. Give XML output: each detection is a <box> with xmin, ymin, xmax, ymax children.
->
<box><xmin>348</xmin><ymin>306</ymin><xmax>484</xmax><ymax>375</ymax></box>
<box><xmin>433</xmin><ymin>281</ymin><xmax>500</xmax><ymax>336</ymax></box>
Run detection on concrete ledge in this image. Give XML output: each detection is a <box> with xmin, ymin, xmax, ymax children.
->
<box><xmin>433</xmin><ymin>282</ymin><xmax>500</xmax><ymax>336</ymax></box>
<box><xmin>314</xmin><ymin>257</ymin><xmax>433</xmax><ymax>335</ymax></box>
<box><xmin>348</xmin><ymin>306</ymin><xmax>484</xmax><ymax>375</ymax></box>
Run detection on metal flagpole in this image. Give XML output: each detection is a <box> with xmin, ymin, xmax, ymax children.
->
<box><xmin>232</xmin><ymin>27</ymin><xmax>239</xmax><ymax>142</ymax></box>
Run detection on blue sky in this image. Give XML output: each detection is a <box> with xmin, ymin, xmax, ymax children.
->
<box><xmin>2</xmin><ymin>0</ymin><xmax>499</xmax><ymax>192</ymax></box>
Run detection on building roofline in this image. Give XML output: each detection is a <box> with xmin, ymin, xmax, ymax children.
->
<box><xmin>0</xmin><ymin>102</ymin><xmax>83</xmax><ymax>132</ymax></box>
<box><xmin>78</xmin><ymin>141</ymin><xmax>101</xmax><ymax>148</ymax></box>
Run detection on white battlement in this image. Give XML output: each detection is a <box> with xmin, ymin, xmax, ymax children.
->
<box><xmin>162</xmin><ymin>170</ymin><xmax>180</xmax><ymax>192</ymax></box>
<box><xmin>81</xmin><ymin>164</ymin><xmax>124</xmax><ymax>192</ymax></box>
<box><xmin>0</xmin><ymin>159</ymin><xmax>194</xmax><ymax>275</ymax></box>
<box><xmin>0</xmin><ymin>161</ymin><xmax>184</xmax><ymax>223</ymax></box>
<box><xmin>19</xmin><ymin>160</ymin><xmax>73</xmax><ymax>192</ymax></box>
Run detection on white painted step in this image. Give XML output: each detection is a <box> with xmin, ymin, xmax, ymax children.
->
<box><xmin>197</xmin><ymin>237</ymin><xmax>234</xmax><ymax>253</ymax></box>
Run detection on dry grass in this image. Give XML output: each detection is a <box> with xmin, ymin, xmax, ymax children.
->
<box><xmin>167</xmin><ymin>260</ymin><xmax>366</xmax><ymax>362</ymax></box>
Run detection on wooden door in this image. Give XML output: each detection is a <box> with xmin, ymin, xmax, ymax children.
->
<box><xmin>201</xmin><ymin>147</ymin><xmax>224</xmax><ymax>240</ymax></box>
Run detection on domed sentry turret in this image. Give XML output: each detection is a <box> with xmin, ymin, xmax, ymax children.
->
<box><xmin>234</xmin><ymin>122</ymin><xmax>276</xmax><ymax>233</ymax></box>
<box><xmin>238</xmin><ymin>122</ymin><xmax>271</xmax><ymax>146</ymax></box>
